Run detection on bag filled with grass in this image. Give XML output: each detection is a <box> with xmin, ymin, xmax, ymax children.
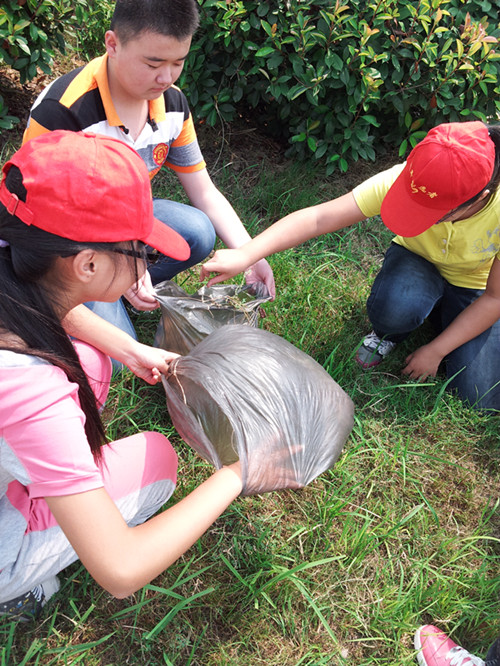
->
<box><xmin>161</xmin><ymin>324</ymin><xmax>354</xmax><ymax>496</ymax></box>
<box><xmin>154</xmin><ymin>281</ymin><xmax>271</xmax><ymax>356</ymax></box>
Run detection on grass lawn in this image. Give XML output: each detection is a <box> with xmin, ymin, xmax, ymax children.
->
<box><xmin>0</xmin><ymin>118</ymin><xmax>499</xmax><ymax>665</ymax></box>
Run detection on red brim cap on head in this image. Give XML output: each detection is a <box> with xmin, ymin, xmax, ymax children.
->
<box><xmin>380</xmin><ymin>163</ymin><xmax>453</xmax><ymax>237</ymax></box>
<box><xmin>380</xmin><ymin>121</ymin><xmax>495</xmax><ymax>238</ymax></box>
<box><xmin>0</xmin><ymin>130</ymin><xmax>191</xmax><ymax>261</ymax></box>
<box><xmin>143</xmin><ymin>215</ymin><xmax>191</xmax><ymax>261</ymax></box>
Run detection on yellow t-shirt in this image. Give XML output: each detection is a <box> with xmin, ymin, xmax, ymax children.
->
<box><xmin>352</xmin><ymin>164</ymin><xmax>500</xmax><ymax>290</ymax></box>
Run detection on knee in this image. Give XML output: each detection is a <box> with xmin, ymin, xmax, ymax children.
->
<box><xmin>186</xmin><ymin>213</ymin><xmax>216</xmax><ymax>262</ymax></box>
<box><xmin>125</xmin><ymin>433</ymin><xmax>178</xmax><ymax>525</ymax></box>
<box><xmin>153</xmin><ymin>200</ymin><xmax>216</xmax><ymax>261</ymax></box>
<box><xmin>103</xmin><ymin>431</ymin><xmax>178</xmax><ymax>496</ymax></box>
<box><xmin>446</xmin><ymin>364</ymin><xmax>500</xmax><ymax>411</ymax></box>
<box><xmin>366</xmin><ymin>285</ymin><xmax>426</xmax><ymax>336</ymax></box>
<box><xmin>141</xmin><ymin>432</ymin><xmax>179</xmax><ymax>485</ymax></box>
<box><xmin>447</xmin><ymin>378</ymin><xmax>500</xmax><ymax>411</ymax></box>
<box><xmin>73</xmin><ymin>340</ymin><xmax>112</xmax><ymax>406</ymax></box>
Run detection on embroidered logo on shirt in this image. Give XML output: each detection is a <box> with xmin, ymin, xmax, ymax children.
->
<box><xmin>153</xmin><ymin>143</ymin><xmax>169</xmax><ymax>166</ymax></box>
<box><xmin>471</xmin><ymin>227</ymin><xmax>500</xmax><ymax>256</ymax></box>
<box><xmin>409</xmin><ymin>169</ymin><xmax>437</xmax><ymax>199</ymax></box>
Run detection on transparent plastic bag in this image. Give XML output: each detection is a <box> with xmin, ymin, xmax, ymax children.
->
<box><xmin>161</xmin><ymin>324</ymin><xmax>354</xmax><ymax>496</ymax></box>
<box><xmin>154</xmin><ymin>281</ymin><xmax>271</xmax><ymax>356</ymax></box>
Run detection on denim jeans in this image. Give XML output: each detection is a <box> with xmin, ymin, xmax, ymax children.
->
<box><xmin>148</xmin><ymin>198</ymin><xmax>216</xmax><ymax>285</ymax></box>
<box><xmin>366</xmin><ymin>243</ymin><xmax>500</xmax><ymax>411</ymax></box>
<box><xmin>486</xmin><ymin>637</ymin><xmax>500</xmax><ymax>666</ymax></box>
<box><xmin>84</xmin><ymin>198</ymin><xmax>216</xmax><ymax>368</ymax></box>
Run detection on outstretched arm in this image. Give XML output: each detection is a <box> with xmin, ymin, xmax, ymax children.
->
<box><xmin>200</xmin><ymin>191</ymin><xmax>367</xmax><ymax>286</ymax></box>
<box><xmin>403</xmin><ymin>257</ymin><xmax>500</xmax><ymax>379</ymax></box>
<box><xmin>62</xmin><ymin>305</ymin><xmax>177</xmax><ymax>384</ymax></box>
<box><xmin>46</xmin><ymin>463</ymin><xmax>242</xmax><ymax>598</ymax></box>
<box><xmin>178</xmin><ymin>168</ymin><xmax>275</xmax><ymax>298</ymax></box>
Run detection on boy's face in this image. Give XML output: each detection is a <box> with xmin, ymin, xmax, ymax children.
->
<box><xmin>105</xmin><ymin>30</ymin><xmax>192</xmax><ymax>101</ymax></box>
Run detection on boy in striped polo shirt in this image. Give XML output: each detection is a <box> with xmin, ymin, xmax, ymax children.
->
<box><xmin>24</xmin><ymin>0</ymin><xmax>275</xmax><ymax>340</ymax></box>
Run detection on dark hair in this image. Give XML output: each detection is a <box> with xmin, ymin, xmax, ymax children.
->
<box><xmin>0</xmin><ymin>166</ymin><xmax>141</xmax><ymax>460</ymax></box>
<box><xmin>450</xmin><ymin>123</ymin><xmax>500</xmax><ymax>216</ymax></box>
<box><xmin>110</xmin><ymin>0</ymin><xmax>200</xmax><ymax>43</ymax></box>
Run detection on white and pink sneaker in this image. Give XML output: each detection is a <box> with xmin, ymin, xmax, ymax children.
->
<box><xmin>415</xmin><ymin>625</ymin><xmax>485</xmax><ymax>666</ymax></box>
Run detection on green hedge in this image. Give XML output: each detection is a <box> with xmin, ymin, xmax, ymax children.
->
<box><xmin>180</xmin><ymin>0</ymin><xmax>500</xmax><ymax>172</ymax></box>
<box><xmin>2</xmin><ymin>0</ymin><xmax>499</xmax><ymax>171</ymax></box>
<box><xmin>1</xmin><ymin>0</ymin><xmax>76</xmax><ymax>130</ymax></box>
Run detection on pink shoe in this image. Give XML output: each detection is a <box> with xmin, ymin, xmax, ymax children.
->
<box><xmin>414</xmin><ymin>625</ymin><xmax>485</xmax><ymax>666</ymax></box>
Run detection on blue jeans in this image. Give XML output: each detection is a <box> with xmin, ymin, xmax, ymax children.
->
<box><xmin>84</xmin><ymin>198</ymin><xmax>216</xmax><ymax>367</ymax></box>
<box><xmin>366</xmin><ymin>243</ymin><xmax>500</xmax><ymax>411</ymax></box>
<box><xmin>148</xmin><ymin>198</ymin><xmax>216</xmax><ymax>285</ymax></box>
<box><xmin>486</xmin><ymin>637</ymin><xmax>500</xmax><ymax>666</ymax></box>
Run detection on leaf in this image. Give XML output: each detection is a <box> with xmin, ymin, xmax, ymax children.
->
<box><xmin>307</xmin><ymin>136</ymin><xmax>317</xmax><ymax>152</ymax></box>
<box><xmin>288</xmin><ymin>84</ymin><xmax>309</xmax><ymax>100</ymax></box>
<box><xmin>361</xmin><ymin>114</ymin><xmax>380</xmax><ymax>127</ymax></box>
<box><xmin>255</xmin><ymin>46</ymin><xmax>275</xmax><ymax>57</ymax></box>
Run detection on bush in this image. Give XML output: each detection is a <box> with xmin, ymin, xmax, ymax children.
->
<box><xmin>0</xmin><ymin>93</ymin><xmax>18</xmax><ymax>132</ymax></box>
<box><xmin>73</xmin><ymin>0</ymin><xmax>114</xmax><ymax>59</ymax></box>
<box><xmin>0</xmin><ymin>0</ymin><xmax>84</xmax><ymax>83</ymax></box>
<box><xmin>180</xmin><ymin>0</ymin><xmax>500</xmax><ymax>173</ymax></box>
<box><xmin>0</xmin><ymin>0</ymin><xmax>104</xmax><ymax>134</ymax></box>
<box><xmin>2</xmin><ymin>0</ymin><xmax>499</xmax><ymax>171</ymax></box>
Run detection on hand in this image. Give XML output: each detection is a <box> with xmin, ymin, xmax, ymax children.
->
<box><xmin>123</xmin><ymin>272</ymin><xmax>159</xmax><ymax>312</ymax></box>
<box><xmin>243</xmin><ymin>442</ymin><xmax>305</xmax><ymax>496</ymax></box>
<box><xmin>200</xmin><ymin>248</ymin><xmax>252</xmax><ymax>287</ymax></box>
<box><xmin>244</xmin><ymin>258</ymin><xmax>276</xmax><ymax>300</ymax></box>
<box><xmin>124</xmin><ymin>342</ymin><xmax>179</xmax><ymax>384</ymax></box>
<box><xmin>402</xmin><ymin>344</ymin><xmax>443</xmax><ymax>380</ymax></box>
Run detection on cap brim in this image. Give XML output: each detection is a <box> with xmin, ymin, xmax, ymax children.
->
<box><xmin>380</xmin><ymin>172</ymin><xmax>451</xmax><ymax>237</ymax></box>
<box><xmin>144</xmin><ymin>217</ymin><xmax>191</xmax><ymax>261</ymax></box>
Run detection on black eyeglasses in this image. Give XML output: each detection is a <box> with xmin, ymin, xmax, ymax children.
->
<box><xmin>110</xmin><ymin>247</ymin><xmax>162</xmax><ymax>264</ymax></box>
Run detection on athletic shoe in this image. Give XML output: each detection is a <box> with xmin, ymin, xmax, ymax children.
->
<box><xmin>355</xmin><ymin>331</ymin><xmax>397</xmax><ymax>369</ymax></box>
<box><xmin>0</xmin><ymin>576</ymin><xmax>60</xmax><ymax>622</ymax></box>
<box><xmin>414</xmin><ymin>625</ymin><xmax>485</xmax><ymax>666</ymax></box>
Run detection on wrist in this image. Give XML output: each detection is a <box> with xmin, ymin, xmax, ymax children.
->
<box><xmin>425</xmin><ymin>338</ymin><xmax>449</xmax><ymax>361</ymax></box>
<box><xmin>111</xmin><ymin>337</ymin><xmax>143</xmax><ymax>367</ymax></box>
<box><xmin>237</xmin><ymin>244</ymin><xmax>264</xmax><ymax>270</ymax></box>
<box><xmin>216</xmin><ymin>465</ymin><xmax>243</xmax><ymax>497</ymax></box>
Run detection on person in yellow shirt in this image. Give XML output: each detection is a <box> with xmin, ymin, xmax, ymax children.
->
<box><xmin>201</xmin><ymin>121</ymin><xmax>500</xmax><ymax>411</ymax></box>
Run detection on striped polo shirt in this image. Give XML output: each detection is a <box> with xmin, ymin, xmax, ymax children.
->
<box><xmin>23</xmin><ymin>54</ymin><xmax>206</xmax><ymax>179</ymax></box>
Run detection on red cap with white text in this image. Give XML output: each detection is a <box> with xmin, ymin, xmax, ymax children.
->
<box><xmin>380</xmin><ymin>121</ymin><xmax>495</xmax><ymax>237</ymax></box>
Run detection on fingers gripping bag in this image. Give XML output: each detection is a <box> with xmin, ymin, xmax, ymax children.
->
<box><xmin>154</xmin><ymin>281</ymin><xmax>271</xmax><ymax>356</ymax></box>
<box><xmin>161</xmin><ymin>324</ymin><xmax>354</xmax><ymax>496</ymax></box>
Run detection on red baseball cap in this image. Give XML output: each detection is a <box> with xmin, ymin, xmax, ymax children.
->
<box><xmin>0</xmin><ymin>130</ymin><xmax>190</xmax><ymax>260</ymax></box>
<box><xmin>380</xmin><ymin>121</ymin><xmax>495</xmax><ymax>237</ymax></box>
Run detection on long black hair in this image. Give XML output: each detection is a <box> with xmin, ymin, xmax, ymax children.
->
<box><xmin>0</xmin><ymin>165</ymin><xmax>140</xmax><ymax>461</ymax></box>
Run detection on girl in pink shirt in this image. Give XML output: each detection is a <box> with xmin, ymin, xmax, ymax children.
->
<box><xmin>0</xmin><ymin>130</ymin><xmax>243</xmax><ymax>620</ymax></box>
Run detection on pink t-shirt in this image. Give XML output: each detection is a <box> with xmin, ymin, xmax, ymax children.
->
<box><xmin>0</xmin><ymin>351</ymin><xmax>106</xmax><ymax>499</ymax></box>
<box><xmin>0</xmin><ymin>348</ymin><xmax>110</xmax><ymax>571</ymax></box>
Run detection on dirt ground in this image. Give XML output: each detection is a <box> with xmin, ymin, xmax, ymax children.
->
<box><xmin>1</xmin><ymin>56</ymin><xmax>87</xmax><ymax>148</ymax></box>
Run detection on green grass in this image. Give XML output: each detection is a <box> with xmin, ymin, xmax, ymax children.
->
<box><xmin>1</xmin><ymin>125</ymin><xmax>499</xmax><ymax>665</ymax></box>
